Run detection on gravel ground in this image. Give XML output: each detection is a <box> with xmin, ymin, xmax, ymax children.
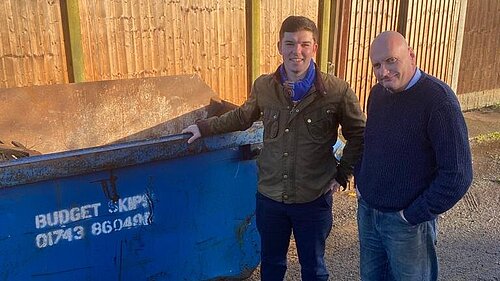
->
<box><xmin>246</xmin><ymin>106</ymin><xmax>500</xmax><ymax>280</ymax></box>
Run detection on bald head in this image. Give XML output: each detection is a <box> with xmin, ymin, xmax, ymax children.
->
<box><xmin>370</xmin><ymin>31</ymin><xmax>409</xmax><ymax>58</ymax></box>
<box><xmin>369</xmin><ymin>31</ymin><xmax>416</xmax><ymax>93</ymax></box>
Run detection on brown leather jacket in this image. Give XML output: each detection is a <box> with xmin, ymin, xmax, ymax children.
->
<box><xmin>197</xmin><ymin>66</ymin><xmax>365</xmax><ymax>203</ymax></box>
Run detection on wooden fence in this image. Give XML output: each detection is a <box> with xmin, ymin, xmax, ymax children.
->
<box><xmin>455</xmin><ymin>0</ymin><xmax>500</xmax><ymax>110</ymax></box>
<box><xmin>0</xmin><ymin>1</ymin><xmax>68</xmax><ymax>86</ymax></box>
<box><xmin>0</xmin><ymin>0</ymin><xmax>497</xmax><ymax>110</ymax></box>
<box><xmin>76</xmin><ymin>0</ymin><xmax>249</xmax><ymax>105</ymax></box>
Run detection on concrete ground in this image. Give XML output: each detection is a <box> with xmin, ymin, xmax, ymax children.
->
<box><xmin>246</xmin><ymin>105</ymin><xmax>500</xmax><ymax>280</ymax></box>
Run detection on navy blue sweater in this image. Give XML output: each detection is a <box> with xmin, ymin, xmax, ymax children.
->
<box><xmin>355</xmin><ymin>72</ymin><xmax>473</xmax><ymax>225</ymax></box>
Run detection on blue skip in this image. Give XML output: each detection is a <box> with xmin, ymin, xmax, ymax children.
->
<box><xmin>0</xmin><ymin>124</ymin><xmax>263</xmax><ymax>281</ymax></box>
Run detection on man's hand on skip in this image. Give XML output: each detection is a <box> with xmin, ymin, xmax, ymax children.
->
<box><xmin>181</xmin><ymin>124</ymin><xmax>201</xmax><ymax>144</ymax></box>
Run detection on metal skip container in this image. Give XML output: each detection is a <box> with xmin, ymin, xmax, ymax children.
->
<box><xmin>0</xmin><ymin>75</ymin><xmax>262</xmax><ymax>280</ymax></box>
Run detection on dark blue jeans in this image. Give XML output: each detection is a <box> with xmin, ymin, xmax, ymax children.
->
<box><xmin>357</xmin><ymin>197</ymin><xmax>438</xmax><ymax>281</ymax></box>
<box><xmin>256</xmin><ymin>191</ymin><xmax>333</xmax><ymax>281</ymax></box>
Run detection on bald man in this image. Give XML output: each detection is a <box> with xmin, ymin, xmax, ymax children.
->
<box><xmin>354</xmin><ymin>31</ymin><xmax>473</xmax><ymax>281</ymax></box>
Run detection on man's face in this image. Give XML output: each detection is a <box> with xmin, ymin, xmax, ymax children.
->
<box><xmin>278</xmin><ymin>30</ymin><xmax>318</xmax><ymax>80</ymax></box>
<box><xmin>370</xmin><ymin>42</ymin><xmax>416</xmax><ymax>93</ymax></box>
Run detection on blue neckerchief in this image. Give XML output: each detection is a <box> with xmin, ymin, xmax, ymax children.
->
<box><xmin>280</xmin><ymin>61</ymin><xmax>316</xmax><ymax>102</ymax></box>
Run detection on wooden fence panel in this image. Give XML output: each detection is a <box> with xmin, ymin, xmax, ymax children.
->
<box><xmin>0</xmin><ymin>0</ymin><xmax>494</xmax><ymax>109</ymax></box>
<box><xmin>78</xmin><ymin>0</ymin><xmax>248</xmax><ymax>105</ymax></box>
<box><xmin>405</xmin><ymin>0</ymin><xmax>461</xmax><ymax>85</ymax></box>
<box><xmin>458</xmin><ymin>0</ymin><xmax>500</xmax><ymax>94</ymax></box>
<box><xmin>0</xmin><ymin>0</ymin><xmax>68</xmax><ymax>88</ymax></box>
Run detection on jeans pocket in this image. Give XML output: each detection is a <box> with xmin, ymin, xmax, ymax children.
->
<box><xmin>391</xmin><ymin>211</ymin><xmax>412</xmax><ymax>226</ymax></box>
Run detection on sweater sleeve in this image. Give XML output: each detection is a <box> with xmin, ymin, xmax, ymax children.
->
<box><xmin>197</xmin><ymin>83</ymin><xmax>261</xmax><ymax>136</ymax></box>
<box><xmin>403</xmin><ymin>100</ymin><xmax>473</xmax><ymax>225</ymax></box>
<box><xmin>335</xmin><ymin>86</ymin><xmax>366</xmax><ymax>187</ymax></box>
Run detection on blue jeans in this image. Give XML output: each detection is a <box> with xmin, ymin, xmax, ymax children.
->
<box><xmin>256</xmin><ymin>191</ymin><xmax>333</xmax><ymax>281</ymax></box>
<box><xmin>357</xmin><ymin>197</ymin><xmax>438</xmax><ymax>281</ymax></box>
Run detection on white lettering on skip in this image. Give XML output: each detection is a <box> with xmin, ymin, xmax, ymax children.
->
<box><xmin>108</xmin><ymin>194</ymin><xmax>149</xmax><ymax>213</ymax></box>
<box><xmin>34</xmin><ymin>203</ymin><xmax>101</xmax><ymax>229</ymax></box>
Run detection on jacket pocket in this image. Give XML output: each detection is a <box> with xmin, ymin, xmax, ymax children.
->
<box><xmin>262</xmin><ymin>109</ymin><xmax>280</xmax><ymax>139</ymax></box>
<box><xmin>303</xmin><ymin>107</ymin><xmax>336</xmax><ymax>141</ymax></box>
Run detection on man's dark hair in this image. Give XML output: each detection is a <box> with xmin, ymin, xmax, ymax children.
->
<box><xmin>279</xmin><ymin>16</ymin><xmax>319</xmax><ymax>43</ymax></box>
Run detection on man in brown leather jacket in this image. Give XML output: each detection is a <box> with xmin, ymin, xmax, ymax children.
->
<box><xmin>182</xmin><ymin>16</ymin><xmax>365</xmax><ymax>281</ymax></box>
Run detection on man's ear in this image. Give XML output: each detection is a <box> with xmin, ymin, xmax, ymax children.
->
<box><xmin>277</xmin><ymin>41</ymin><xmax>283</xmax><ymax>55</ymax></box>
<box><xmin>409</xmin><ymin>47</ymin><xmax>416</xmax><ymax>61</ymax></box>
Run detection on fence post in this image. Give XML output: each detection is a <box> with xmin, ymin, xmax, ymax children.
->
<box><xmin>246</xmin><ymin>0</ymin><xmax>261</xmax><ymax>95</ymax></box>
<box><xmin>60</xmin><ymin>0</ymin><xmax>85</xmax><ymax>83</ymax></box>
<box><xmin>328</xmin><ymin>0</ymin><xmax>343</xmax><ymax>76</ymax></box>
<box><xmin>318</xmin><ymin>0</ymin><xmax>332</xmax><ymax>73</ymax></box>
<box><xmin>451</xmin><ymin>0</ymin><xmax>468</xmax><ymax>94</ymax></box>
<box><xmin>397</xmin><ymin>0</ymin><xmax>409</xmax><ymax>36</ymax></box>
<box><xmin>335</xmin><ymin>0</ymin><xmax>351</xmax><ymax>80</ymax></box>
